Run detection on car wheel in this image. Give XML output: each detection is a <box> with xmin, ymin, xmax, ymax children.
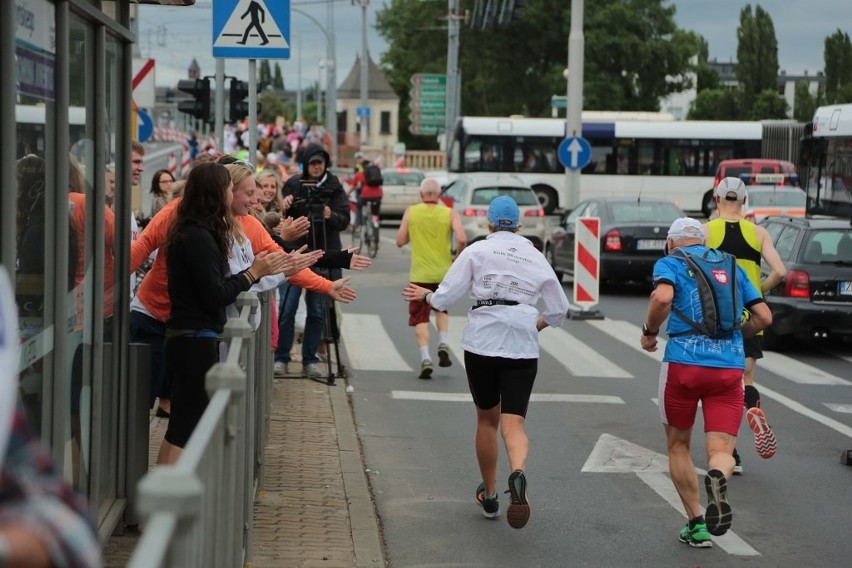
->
<box><xmin>547</xmin><ymin>245</ymin><xmax>564</xmax><ymax>281</ymax></box>
<box><xmin>534</xmin><ymin>185</ymin><xmax>558</xmax><ymax>216</ymax></box>
<box><xmin>701</xmin><ymin>189</ymin><xmax>716</xmax><ymax>218</ymax></box>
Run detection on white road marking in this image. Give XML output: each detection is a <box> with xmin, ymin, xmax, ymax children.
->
<box><xmin>823</xmin><ymin>403</ymin><xmax>852</xmax><ymax>414</ymax></box>
<box><xmin>760</xmin><ymin>351</ymin><xmax>851</xmax><ymax>385</ymax></box>
<box><xmin>586</xmin><ymin>319</ymin><xmax>665</xmax><ymax>361</ymax></box>
<box><xmin>391</xmin><ymin>391</ymin><xmax>624</xmax><ymax>404</ymax></box>
<box><xmin>822</xmin><ymin>349</ymin><xmax>852</xmax><ymax>364</ymax></box>
<box><xmin>340</xmin><ymin>314</ymin><xmax>413</xmax><ymax>371</ymax></box>
<box><xmin>583</xmin><ymin>434</ymin><xmax>759</xmax><ymax>556</ymax></box>
<box><xmin>759</xmin><ymin>384</ymin><xmax>852</xmax><ymax>439</ymax></box>
<box><xmin>540</xmin><ymin>326</ymin><xmax>633</xmax><ymax>378</ymax></box>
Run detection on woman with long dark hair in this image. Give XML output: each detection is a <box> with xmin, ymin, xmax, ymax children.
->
<box><xmin>149</xmin><ymin>168</ymin><xmax>175</xmax><ymax>217</ymax></box>
<box><xmin>159</xmin><ymin>162</ymin><xmax>288</xmax><ymax>464</ymax></box>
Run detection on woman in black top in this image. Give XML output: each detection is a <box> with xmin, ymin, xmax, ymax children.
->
<box><xmin>159</xmin><ymin>162</ymin><xmax>287</xmax><ymax>464</ymax></box>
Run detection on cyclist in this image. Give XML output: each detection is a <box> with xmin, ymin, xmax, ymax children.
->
<box><xmin>347</xmin><ymin>159</ymin><xmax>383</xmax><ymax>231</ymax></box>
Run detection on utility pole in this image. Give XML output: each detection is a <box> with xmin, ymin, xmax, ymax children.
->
<box><xmin>565</xmin><ymin>0</ymin><xmax>585</xmax><ymax>209</ymax></box>
<box><xmin>444</xmin><ymin>0</ymin><xmax>461</xmax><ymax>152</ymax></box>
<box><xmin>327</xmin><ymin>0</ymin><xmax>338</xmax><ymax>164</ymax></box>
<box><xmin>249</xmin><ymin>60</ymin><xmax>258</xmax><ymax>165</ymax></box>
<box><xmin>296</xmin><ymin>34</ymin><xmax>302</xmax><ymax>123</ymax></box>
<box><xmin>356</xmin><ymin>0</ymin><xmax>370</xmax><ymax>147</ymax></box>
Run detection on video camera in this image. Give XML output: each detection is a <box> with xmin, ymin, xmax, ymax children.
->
<box><xmin>290</xmin><ymin>179</ymin><xmax>336</xmax><ymax>223</ymax></box>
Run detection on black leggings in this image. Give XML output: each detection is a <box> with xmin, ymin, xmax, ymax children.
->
<box><xmin>164</xmin><ymin>335</ymin><xmax>219</xmax><ymax>448</ymax></box>
<box><xmin>464</xmin><ymin>351</ymin><xmax>538</xmax><ymax>417</ymax></box>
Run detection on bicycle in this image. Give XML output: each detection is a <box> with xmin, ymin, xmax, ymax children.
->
<box><xmin>360</xmin><ymin>202</ymin><xmax>380</xmax><ymax>258</ymax></box>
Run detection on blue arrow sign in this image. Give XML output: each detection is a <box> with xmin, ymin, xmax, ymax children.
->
<box><xmin>558</xmin><ymin>136</ymin><xmax>592</xmax><ymax>171</ymax></box>
<box><xmin>136</xmin><ymin>110</ymin><xmax>154</xmax><ymax>143</ymax></box>
<box><xmin>213</xmin><ymin>0</ymin><xmax>290</xmax><ymax>60</ymax></box>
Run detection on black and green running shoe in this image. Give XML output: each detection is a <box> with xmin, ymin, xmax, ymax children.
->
<box><xmin>679</xmin><ymin>523</ymin><xmax>713</xmax><ymax>548</ymax></box>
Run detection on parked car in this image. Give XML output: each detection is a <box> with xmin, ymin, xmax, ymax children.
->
<box><xmin>380</xmin><ymin>167</ymin><xmax>426</xmax><ymax>218</ymax></box>
<box><xmin>758</xmin><ymin>215</ymin><xmax>852</xmax><ymax>348</ymax></box>
<box><xmin>547</xmin><ymin>196</ymin><xmax>685</xmax><ymax>285</ymax></box>
<box><xmin>441</xmin><ymin>173</ymin><xmax>546</xmax><ymax>249</ymax></box>
<box><xmin>742</xmin><ymin>186</ymin><xmax>806</xmax><ymax>222</ymax></box>
<box><xmin>702</xmin><ymin>159</ymin><xmax>799</xmax><ymax>217</ymax></box>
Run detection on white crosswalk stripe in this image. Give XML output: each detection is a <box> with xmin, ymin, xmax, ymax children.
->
<box><xmin>392</xmin><ymin>391</ymin><xmax>624</xmax><ymax>404</ymax></box>
<box><xmin>586</xmin><ymin>319</ymin><xmax>665</xmax><ymax>361</ymax></box>
<box><xmin>339</xmin><ymin>314</ymin><xmax>413</xmax><ymax>372</ymax></box>
<box><xmin>823</xmin><ymin>403</ymin><xmax>852</xmax><ymax>414</ymax></box>
<box><xmin>540</xmin><ymin>326</ymin><xmax>633</xmax><ymax>378</ymax></box>
<box><xmin>760</xmin><ymin>351</ymin><xmax>851</xmax><ymax>385</ymax></box>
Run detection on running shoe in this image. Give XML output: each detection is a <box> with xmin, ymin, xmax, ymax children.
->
<box><xmin>437</xmin><ymin>343</ymin><xmax>452</xmax><ymax>367</ymax></box>
<box><xmin>733</xmin><ymin>448</ymin><xmax>743</xmax><ymax>475</ymax></box>
<box><xmin>678</xmin><ymin>523</ymin><xmax>713</xmax><ymax>548</ymax></box>
<box><xmin>747</xmin><ymin>407</ymin><xmax>777</xmax><ymax>459</ymax></box>
<box><xmin>419</xmin><ymin>359</ymin><xmax>433</xmax><ymax>380</ymax></box>
<box><xmin>273</xmin><ymin>361</ymin><xmax>289</xmax><ymax>377</ymax></box>
<box><xmin>475</xmin><ymin>482</ymin><xmax>500</xmax><ymax>519</ymax></box>
<box><xmin>704</xmin><ymin>469</ymin><xmax>732</xmax><ymax>536</ymax></box>
<box><xmin>506</xmin><ymin>470</ymin><xmax>530</xmax><ymax>529</ymax></box>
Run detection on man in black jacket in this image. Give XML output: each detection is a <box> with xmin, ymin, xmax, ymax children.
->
<box><xmin>276</xmin><ymin>144</ymin><xmax>351</xmax><ymax>378</ymax></box>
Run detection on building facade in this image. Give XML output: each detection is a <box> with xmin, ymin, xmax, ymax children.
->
<box><xmin>337</xmin><ymin>54</ymin><xmax>400</xmax><ymax>154</ymax></box>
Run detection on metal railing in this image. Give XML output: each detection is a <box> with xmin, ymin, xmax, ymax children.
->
<box><xmin>127</xmin><ymin>291</ymin><xmax>273</xmax><ymax>568</ymax></box>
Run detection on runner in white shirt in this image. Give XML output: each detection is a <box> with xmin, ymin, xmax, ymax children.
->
<box><xmin>402</xmin><ymin>195</ymin><xmax>569</xmax><ymax>530</ymax></box>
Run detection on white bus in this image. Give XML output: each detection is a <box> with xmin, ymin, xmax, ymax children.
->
<box><xmin>800</xmin><ymin>104</ymin><xmax>852</xmax><ymax>218</ymax></box>
<box><xmin>448</xmin><ymin>114</ymin><xmax>803</xmax><ymax>214</ymax></box>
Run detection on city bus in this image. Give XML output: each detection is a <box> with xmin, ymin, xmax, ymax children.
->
<box><xmin>448</xmin><ymin>114</ymin><xmax>804</xmax><ymax>214</ymax></box>
<box><xmin>799</xmin><ymin>103</ymin><xmax>852</xmax><ymax>218</ymax></box>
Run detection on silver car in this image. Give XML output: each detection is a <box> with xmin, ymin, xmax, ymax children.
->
<box><xmin>380</xmin><ymin>168</ymin><xmax>426</xmax><ymax>218</ymax></box>
<box><xmin>441</xmin><ymin>173</ymin><xmax>547</xmax><ymax>250</ymax></box>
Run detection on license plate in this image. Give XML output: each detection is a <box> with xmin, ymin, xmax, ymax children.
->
<box><xmin>636</xmin><ymin>239</ymin><xmax>666</xmax><ymax>251</ymax></box>
<box><xmin>841</xmin><ymin>281</ymin><xmax>852</xmax><ymax>296</ymax></box>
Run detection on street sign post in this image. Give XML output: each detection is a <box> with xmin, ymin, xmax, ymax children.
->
<box><xmin>213</xmin><ymin>0</ymin><xmax>291</xmax><ymax>59</ymax></box>
<box><xmin>558</xmin><ymin>135</ymin><xmax>592</xmax><ymax>171</ymax></box>
<box><xmin>409</xmin><ymin>73</ymin><xmax>448</xmax><ymax>136</ymax></box>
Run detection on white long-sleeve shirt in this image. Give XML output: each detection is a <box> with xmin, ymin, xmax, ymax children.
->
<box><xmin>430</xmin><ymin>231</ymin><xmax>569</xmax><ymax>359</ymax></box>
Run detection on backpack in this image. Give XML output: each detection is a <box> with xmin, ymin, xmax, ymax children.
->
<box><xmin>668</xmin><ymin>248</ymin><xmax>741</xmax><ymax>339</ymax></box>
<box><xmin>364</xmin><ymin>164</ymin><xmax>383</xmax><ymax>186</ymax></box>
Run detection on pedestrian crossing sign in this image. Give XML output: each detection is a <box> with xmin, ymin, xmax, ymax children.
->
<box><xmin>213</xmin><ymin>0</ymin><xmax>290</xmax><ymax>60</ymax></box>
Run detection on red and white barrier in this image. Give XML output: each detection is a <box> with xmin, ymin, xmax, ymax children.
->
<box><xmin>180</xmin><ymin>144</ymin><xmax>191</xmax><ymax>176</ymax></box>
<box><xmin>573</xmin><ymin>217</ymin><xmax>600</xmax><ymax>309</ymax></box>
<box><xmin>167</xmin><ymin>153</ymin><xmax>177</xmax><ymax>176</ymax></box>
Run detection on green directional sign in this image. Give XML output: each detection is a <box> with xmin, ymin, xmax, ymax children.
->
<box><xmin>411</xmin><ymin>98</ymin><xmax>446</xmax><ymax>111</ymax></box>
<box><xmin>409</xmin><ymin>111</ymin><xmax>445</xmax><ymax>126</ymax></box>
<box><xmin>409</xmin><ymin>86</ymin><xmax>446</xmax><ymax>100</ymax></box>
<box><xmin>409</xmin><ymin>123</ymin><xmax>441</xmax><ymax>136</ymax></box>
<box><xmin>410</xmin><ymin>73</ymin><xmax>447</xmax><ymax>86</ymax></box>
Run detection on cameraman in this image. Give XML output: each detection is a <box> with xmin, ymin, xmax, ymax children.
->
<box><xmin>277</xmin><ymin>144</ymin><xmax>351</xmax><ymax>378</ymax></box>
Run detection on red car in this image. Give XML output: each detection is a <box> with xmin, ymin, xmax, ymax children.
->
<box><xmin>701</xmin><ymin>158</ymin><xmax>799</xmax><ymax>217</ymax></box>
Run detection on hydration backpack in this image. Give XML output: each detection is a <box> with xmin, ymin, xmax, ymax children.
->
<box><xmin>668</xmin><ymin>248</ymin><xmax>741</xmax><ymax>339</ymax></box>
<box><xmin>364</xmin><ymin>164</ymin><xmax>383</xmax><ymax>186</ymax></box>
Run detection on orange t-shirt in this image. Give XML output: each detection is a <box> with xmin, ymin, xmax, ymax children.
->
<box><xmin>68</xmin><ymin>192</ymin><xmax>116</xmax><ymax>320</ymax></box>
<box><xmin>131</xmin><ymin>200</ymin><xmax>332</xmax><ymax>323</ymax></box>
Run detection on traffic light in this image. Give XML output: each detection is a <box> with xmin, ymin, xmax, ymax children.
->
<box><xmin>229</xmin><ymin>79</ymin><xmax>262</xmax><ymax>123</ymax></box>
<box><xmin>177</xmin><ymin>78</ymin><xmax>211</xmax><ymax>121</ymax></box>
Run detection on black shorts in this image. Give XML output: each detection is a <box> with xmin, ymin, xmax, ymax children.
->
<box><xmin>164</xmin><ymin>335</ymin><xmax>219</xmax><ymax>448</ymax></box>
<box><xmin>464</xmin><ymin>351</ymin><xmax>538</xmax><ymax>417</ymax></box>
<box><xmin>744</xmin><ymin>335</ymin><xmax>763</xmax><ymax>360</ymax></box>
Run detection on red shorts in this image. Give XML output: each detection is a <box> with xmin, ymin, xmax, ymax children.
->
<box><xmin>408</xmin><ymin>282</ymin><xmax>446</xmax><ymax>326</ymax></box>
<box><xmin>658</xmin><ymin>362</ymin><xmax>744</xmax><ymax>436</ymax></box>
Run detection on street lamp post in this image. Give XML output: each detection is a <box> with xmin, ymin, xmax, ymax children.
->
<box><xmin>353</xmin><ymin>0</ymin><xmax>370</xmax><ymax>148</ymax></box>
<box><xmin>317</xmin><ymin>61</ymin><xmax>325</xmax><ymax>125</ymax></box>
<box><xmin>565</xmin><ymin>0</ymin><xmax>585</xmax><ymax>210</ymax></box>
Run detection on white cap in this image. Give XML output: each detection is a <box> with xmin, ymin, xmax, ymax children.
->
<box><xmin>667</xmin><ymin>217</ymin><xmax>704</xmax><ymax>239</ymax></box>
<box><xmin>266</xmin><ymin>152</ymin><xmax>278</xmax><ymax>164</ymax></box>
<box><xmin>714</xmin><ymin>176</ymin><xmax>747</xmax><ymax>201</ymax></box>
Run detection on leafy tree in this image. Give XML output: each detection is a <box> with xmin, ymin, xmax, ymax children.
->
<box><xmin>273</xmin><ymin>62</ymin><xmax>285</xmax><ymax>90</ymax></box>
<box><xmin>824</xmin><ymin>29</ymin><xmax>852</xmax><ymax>104</ymax></box>
<box><xmin>749</xmin><ymin>88</ymin><xmax>787</xmax><ymax>120</ymax></box>
<box><xmin>793</xmin><ymin>81</ymin><xmax>818</xmax><ymax>122</ymax></box>
<box><xmin>376</xmin><ymin>0</ymin><xmax>700</xmax><ymax>146</ymax></box>
<box><xmin>687</xmin><ymin>89</ymin><xmax>744</xmax><ymax>120</ymax></box>
<box><xmin>736</xmin><ymin>4</ymin><xmax>779</xmax><ymax>110</ymax></box>
<box><xmin>258</xmin><ymin>91</ymin><xmax>286</xmax><ymax>123</ymax></box>
<box><xmin>259</xmin><ymin>60</ymin><xmax>272</xmax><ymax>91</ymax></box>
<box><xmin>834</xmin><ymin>84</ymin><xmax>852</xmax><ymax>104</ymax></box>
<box><xmin>694</xmin><ymin>34</ymin><xmax>720</xmax><ymax>92</ymax></box>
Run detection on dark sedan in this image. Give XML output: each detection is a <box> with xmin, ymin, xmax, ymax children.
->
<box><xmin>759</xmin><ymin>216</ymin><xmax>852</xmax><ymax>348</ymax></box>
<box><xmin>546</xmin><ymin>197</ymin><xmax>685</xmax><ymax>285</ymax></box>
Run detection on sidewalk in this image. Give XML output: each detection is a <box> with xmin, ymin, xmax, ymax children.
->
<box><xmin>103</xmin><ymin>362</ymin><xmax>386</xmax><ymax>567</ymax></box>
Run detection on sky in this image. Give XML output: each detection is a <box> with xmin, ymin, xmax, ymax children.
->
<box><xmin>137</xmin><ymin>0</ymin><xmax>849</xmax><ymax>90</ymax></box>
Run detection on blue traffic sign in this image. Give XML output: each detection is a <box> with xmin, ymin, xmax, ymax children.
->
<box><xmin>558</xmin><ymin>136</ymin><xmax>592</xmax><ymax>171</ymax></box>
<box><xmin>356</xmin><ymin>106</ymin><xmax>371</xmax><ymax>119</ymax></box>
<box><xmin>213</xmin><ymin>0</ymin><xmax>290</xmax><ymax>60</ymax></box>
<box><xmin>136</xmin><ymin>110</ymin><xmax>154</xmax><ymax>143</ymax></box>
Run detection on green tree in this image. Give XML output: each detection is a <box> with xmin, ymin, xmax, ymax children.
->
<box><xmin>273</xmin><ymin>62</ymin><xmax>285</xmax><ymax>90</ymax></box>
<box><xmin>258</xmin><ymin>91</ymin><xmax>286</xmax><ymax>123</ymax></box>
<box><xmin>694</xmin><ymin>34</ymin><xmax>720</xmax><ymax>92</ymax></box>
<box><xmin>687</xmin><ymin>89</ymin><xmax>744</xmax><ymax>120</ymax></box>
<box><xmin>749</xmin><ymin>88</ymin><xmax>788</xmax><ymax>119</ymax></box>
<box><xmin>736</xmin><ymin>4</ymin><xmax>779</xmax><ymax>111</ymax></box>
<box><xmin>376</xmin><ymin>0</ymin><xmax>700</xmax><ymax>147</ymax></box>
<box><xmin>259</xmin><ymin>60</ymin><xmax>272</xmax><ymax>91</ymax></box>
<box><xmin>793</xmin><ymin>81</ymin><xmax>818</xmax><ymax>122</ymax></box>
<box><xmin>824</xmin><ymin>29</ymin><xmax>852</xmax><ymax>103</ymax></box>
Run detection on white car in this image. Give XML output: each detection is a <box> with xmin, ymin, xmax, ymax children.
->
<box><xmin>441</xmin><ymin>173</ymin><xmax>547</xmax><ymax>250</ymax></box>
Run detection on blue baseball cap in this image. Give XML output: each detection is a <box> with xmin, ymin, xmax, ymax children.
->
<box><xmin>487</xmin><ymin>195</ymin><xmax>520</xmax><ymax>229</ymax></box>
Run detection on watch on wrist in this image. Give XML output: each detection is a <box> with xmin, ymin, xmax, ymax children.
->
<box><xmin>642</xmin><ymin>323</ymin><xmax>659</xmax><ymax>337</ymax></box>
